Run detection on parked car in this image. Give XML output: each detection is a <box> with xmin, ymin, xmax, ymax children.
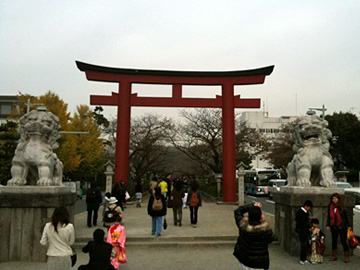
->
<box><xmin>267</xmin><ymin>179</ymin><xmax>287</xmax><ymax>199</ymax></box>
<box><xmin>344</xmin><ymin>187</ymin><xmax>360</xmax><ymax>238</ymax></box>
<box><xmin>335</xmin><ymin>181</ymin><xmax>353</xmax><ymax>188</ymax></box>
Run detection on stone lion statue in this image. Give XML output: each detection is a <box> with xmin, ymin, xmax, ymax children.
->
<box><xmin>287</xmin><ymin>115</ymin><xmax>336</xmax><ymax>187</ymax></box>
<box><xmin>7</xmin><ymin>110</ymin><xmax>64</xmax><ymax>186</ymax></box>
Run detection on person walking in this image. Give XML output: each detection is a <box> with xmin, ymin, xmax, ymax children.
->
<box><xmin>187</xmin><ymin>179</ymin><xmax>202</xmax><ymax>228</ymax></box>
<box><xmin>112</xmin><ymin>182</ymin><xmax>125</xmax><ymax>211</ymax></box>
<box><xmin>172</xmin><ymin>180</ymin><xmax>185</xmax><ymax>226</ymax></box>
<box><xmin>158</xmin><ymin>177</ymin><xmax>168</xmax><ymax>199</ymax></box>
<box><xmin>86</xmin><ymin>183</ymin><xmax>103</xmax><ymax>227</ymax></box>
<box><xmin>326</xmin><ymin>192</ymin><xmax>351</xmax><ymax>263</ymax></box>
<box><xmin>149</xmin><ymin>177</ymin><xmax>158</xmax><ymax>195</ymax></box>
<box><xmin>107</xmin><ymin>215</ymin><xmax>127</xmax><ymax>269</ymax></box>
<box><xmin>104</xmin><ymin>197</ymin><xmax>123</xmax><ymax>228</ymax></box>
<box><xmin>135</xmin><ymin>181</ymin><xmax>143</xmax><ymax>207</ymax></box>
<box><xmin>120</xmin><ymin>181</ymin><xmax>128</xmax><ymax>209</ymax></box>
<box><xmin>102</xmin><ymin>192</ymin><xmax>112</xmax><ymax>226</ymax></box>
<box><xmin>40</xmin><ymin>206</ymin><xmax>75</xmax><ymax>270</ymax></box>
<box><xmin>295</xmin><ymin>200</ymin><xmax>313</xmax><ymax>265</ymax></box>
<box><xmin>233</xmin><ymin>203</ymin><xmax>274</xmax><ymax>270</ymax></box>
<box><xmin>147</xmin><ymin>187</ymin><xmax>167</xmax><ymax>236</ymax></box>
<box><xmin>78</xmin><ymin>229</ymin><xmax>115</xmax><ymax>270</ymax></box>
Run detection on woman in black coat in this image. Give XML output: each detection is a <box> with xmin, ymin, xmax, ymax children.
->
<box><xmin>147</xmin><ymin>187</ymin><xmax>167</xmax><ymax>236</ymax></box>
<box><xmin>233</xmin><ymin>203</ymin><xmax>274</xmax><ymax>270</ymax></box>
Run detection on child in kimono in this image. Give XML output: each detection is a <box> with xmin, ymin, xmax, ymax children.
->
<box><xmin>307</xmin><ymin>218</ymin><xmax>325</xmax><ymax>264</ymax></box>
<box><xmin>107</xmin><ymin>214</ymin><xmax>127</xmax><ymax>269</ymax></box>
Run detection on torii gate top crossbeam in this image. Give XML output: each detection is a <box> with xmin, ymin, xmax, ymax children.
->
<box><xmin>76</xmin><ymin>61</ymin><xmax>274</xmax><ymax>85</ymax></box>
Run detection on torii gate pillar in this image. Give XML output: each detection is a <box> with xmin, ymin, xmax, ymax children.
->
<box><xmin>77</xmin><ymin>61</ymin><xmax>274</xmax><ymax>202</ymax></box>
<box><xmin>116</xmin><ymin>81</ymin><xmax>131</xmax><ymax>183</ymax></box>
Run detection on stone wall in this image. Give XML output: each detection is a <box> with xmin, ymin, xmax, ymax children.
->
<box><xmin>0</xmin><ymin>186</ymin><xmax>76</xmax><ymax>262</ymax></box>
<box><xmin>273</xmin><ymin>186</ymin><xmax>355</xmax><ymax>256</ymax></box>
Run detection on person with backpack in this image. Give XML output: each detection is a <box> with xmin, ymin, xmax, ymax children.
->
<box><xmin>147</xmin><ymin>187</ymin><xmax>167</xmax><ymax>236</ymax></box>
<box><xmin>104</xmin><ymin>197</ymin><xmax>123</xmax><ymax>228</ymax></box>
<box><xmin>86</xmin><ymin>183</ymin><xmax>103</xmax><ymax>228</ymax></box>
<box><xmin>186</xmin><ymin>180</ymin><xmax>202</xmax><ymax>228</ymax></box>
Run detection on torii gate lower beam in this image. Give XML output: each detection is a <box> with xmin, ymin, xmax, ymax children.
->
<box><xmin>77</xmin><ymin>61</ymin><xmax>274</xmax><ymax>202</ymax></box>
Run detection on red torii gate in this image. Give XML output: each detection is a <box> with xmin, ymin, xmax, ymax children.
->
<box><xmin>76</xmin><ymin>61</ymin><xmax>274</xmax><ymax>202</ymax></box>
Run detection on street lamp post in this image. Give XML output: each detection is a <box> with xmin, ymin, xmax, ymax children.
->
<box><xmin>306</xmin><ymin>104</ymin><xmax>327</xmax><ymax>118</ymax></box>
<box><xmin>26</xmin><ymin>99</ymin><xmax>46</xmax><ymax>113</ymax></box>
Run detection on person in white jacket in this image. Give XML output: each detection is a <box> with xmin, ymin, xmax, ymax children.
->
<box><xmin>40</xmin><ymin>206</ymin><xmax>75</xmax><ymax>270</ymax></box>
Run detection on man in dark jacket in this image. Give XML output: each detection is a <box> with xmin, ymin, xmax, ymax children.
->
<box><xmin>78</xmin><ymin>229</ymin><xmax>114</xmax><ymax>270</ymax></box>
<box><xmin>295</xmin><ymin>200</ymin><xmax>313</xmax><ymax>265</ymax></box>
<box><xmin>86</xmin><ymin>183</ymin><xmax>103</xmax><ymax>227</ymax></box>
<box><xmin>233</xmin><ymin>203</ymin><xmax>274</xmax><ymax>269</ymax></box>
<box><xmin>147</xmin><ymin>187</ymin><xmax>167</xmax><ymax>236</ymax></box>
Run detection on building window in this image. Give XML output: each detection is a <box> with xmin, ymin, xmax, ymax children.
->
<box><xmin>0</xmin><ymin>104</ymin><xmax>12</xmax><ymax>114</ymax></box>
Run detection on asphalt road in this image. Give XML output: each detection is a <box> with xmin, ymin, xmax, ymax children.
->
<box><xmin>245</xmin><ymin>194</ymin><xmax>275</xmax><ymax>214</ymax></box>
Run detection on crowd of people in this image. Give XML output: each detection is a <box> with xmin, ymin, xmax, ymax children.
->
<box><xmin>39</xmin><ymin>176</ymin><xmax>201</xmax><ymax>269</ymax></box>
<box><xmin>233</xmin><ymin>192</ymin><xmax>355</xmax><ymax>269</ymax></box>
<box><xmin>39</xmin><ymin>179</ymin><xmax>356</xmax><ymax>270</ymax></box>
<box><xmin>293</xmin><ymin>193</ymin><xmax>352</xmax><ymax>265</ymax></box>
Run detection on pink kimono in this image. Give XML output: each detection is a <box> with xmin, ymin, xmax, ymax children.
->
<box><xmin>107</xmin><ymin>224</ymin><xmax>127</xmax><ymax>269</ymax></box>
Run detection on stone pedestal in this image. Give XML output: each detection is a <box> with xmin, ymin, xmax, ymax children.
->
<box><xmin>273</xmin><ymin>186</ymin><xmax>355</xmax><ymax>256</ymax></box>
<box><xmin>0</xmin><ymin>186</ymin><xmax>77</xmax><ymax>262</ymax></box>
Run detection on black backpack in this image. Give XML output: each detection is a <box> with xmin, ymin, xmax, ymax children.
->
<box><xmin>104</xmin><ymin>206</ymin><xmax>118</xmax><ymax>223</ymax></box>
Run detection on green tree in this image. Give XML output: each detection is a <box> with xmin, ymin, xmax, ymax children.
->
<box><xmin>325</xmin><ymin>112</ymin><xmax>360</xmax><ymax>175</ymax></box>
<box><xmin>66</xmin><ymin>105</ymin><xmax>106</xmax><ymax>184</ymax></box>
<box><xmin>0</xmin><ymin>121</ymin><xmax>19</xmax><ymax>185</ymax></box>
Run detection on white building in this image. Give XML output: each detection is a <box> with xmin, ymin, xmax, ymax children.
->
<box><xmin>239</xmin><ymin>111</ymin><xmax>297</xmax><ymax>169</ymax></box>
<box><xmin>0</xmin><ymin>95</ymin><xmax>19</xmax><ymax>124</ymax></box>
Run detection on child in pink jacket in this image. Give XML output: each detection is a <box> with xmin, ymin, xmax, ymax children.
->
<box><xmin>107</xmin><ymin>214</ymin><xmax>126</xmax><ymax>269</ymax></box>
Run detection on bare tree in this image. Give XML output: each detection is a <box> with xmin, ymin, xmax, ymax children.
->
<box><xmin>169</xmin><ymin>108</ymin><xmax>268</xmax><ymax>176</ymax></box>
<box><xmin>101</xmin><ymin>113</ymin><xmax>175</xmax><ymax>180</ymax></box>
<box><xmin>129</xmin><ymin>114</ymin><xmax>174</xmax><ymax>180</ymax></box>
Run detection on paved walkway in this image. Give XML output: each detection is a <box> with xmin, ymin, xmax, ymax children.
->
<box><xmin>1</xmin><ymin>199</ymin><xmax>359</xmax><ymax>269</ymax></box>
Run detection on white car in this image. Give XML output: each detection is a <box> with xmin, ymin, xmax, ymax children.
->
<box><xmin>335</xmin><ymin>181</ymin><xmax>353</xmax><ymax>188</ymax></box>
<box><xmin>344</xmin><ymin>187</ymin><xmax>360</xmax><ymax>237</ymax></box>
<box><xmin>267</xmin><ymin>179</ymin><xmax>287</xmax><ymax>199</ymax></box>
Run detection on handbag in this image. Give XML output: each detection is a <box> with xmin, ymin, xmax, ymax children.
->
<box><xmin>125</xmin><ymin>191</ymin><xmax>130</xmax><ymax>200</ymax></box>
<box><xmin>167</xmin><ymin>197</ymin><xmax>173</xmax><ymax>208</ymax></box>
<box><xmin>316</xmin><ymin>240</ymin><xmax>326</xmax><ymax>255</ymax></box>
<box><xmin>347</xmin><ymin>228</ymin><xmax>359</xmax><ymax>249</ymax></box>
<box><xmin>163</xmin><ymin>216</ymin><xmax>167</xmax><ymax>230</ymax></box>
<box><xmin>71</xmin><ymin>248</ymin><xmax>77</xmax><ymax>267</ymax></box>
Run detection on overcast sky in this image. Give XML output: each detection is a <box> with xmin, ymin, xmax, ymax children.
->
<box><xmin>1</xmin><ymin>1</ymin><xmax>359</xmax><ymax>120</ymax></box>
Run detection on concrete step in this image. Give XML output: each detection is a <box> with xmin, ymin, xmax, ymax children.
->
<box><xmin>74</xmin><ymin>235</ymin><xmax>237</xmax><ymax>248</ymax></box>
